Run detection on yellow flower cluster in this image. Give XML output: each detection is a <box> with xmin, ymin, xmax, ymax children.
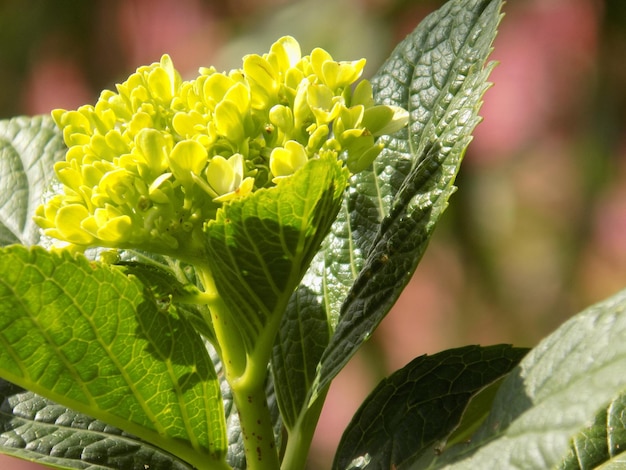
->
<box><xmin>35</xmin><ymin>36</ymin><xmax>407</xmax><ymax>255</ymax></box>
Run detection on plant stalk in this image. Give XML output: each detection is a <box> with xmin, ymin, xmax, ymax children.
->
<box><xmin>197</xmin><ymin>265</ymin><xmax>280</xmax><ymax>470</ymax></box>
<box><xmin>231</xmin><ymin>379</ymin><xmax>280</xmax><ymax>470</ymax></box>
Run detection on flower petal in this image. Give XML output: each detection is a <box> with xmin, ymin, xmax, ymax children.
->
<box><xmin>55</xmin><ymin>204</ymin><xmax>94</xmax><ymax>245</ymax></box>
<box><xmin>168</xmin><ymin>140</ymin><xmax>208</xmax><ymax>185</ymax></box>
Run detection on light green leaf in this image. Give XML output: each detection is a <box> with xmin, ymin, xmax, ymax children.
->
<box><xmin>204</xmin><ymin>153</ymin><xmax>348</xmax><ymax>360</ymax></box>
<box><xmin>596</xmin><ymin>452</ymin><xmax>626</xmax><ymax>469</ymax></box>
<box><xmin>116</xmin><ymin>254</ymin><xmax>286</xmax><ymax>470</ymax></box>
<box><xmin>431</xmin><ymin>288</ymin><xmax>626</xmax><ymax>470</ymax></box>
<box><xmin>117</xmin><ymin>259</ymin><xmax>217</xmax><ymax>344</ymax></box>
<box><xmin>0</xmin><ymin>246</ymin><xmax>228</xmax><ymax>470</ymax></box>
<box><xmin>333</xmin><ymin>345</ymin><xmax>527</xmax><ymax>470</ymax></box>
<box><xmin>0</xmin><ymin>115</ymin><xmax>66</xmax><ymax>247</ymax></box>
<box><xmin>0</xmin><ymin>379</ymin><xmax>193</xmax><ymax>470</ymax></box>
<box><xmin>310</xmin><ymin>0</ymin><xmax>502</xmax><ymax>400</ymax></box>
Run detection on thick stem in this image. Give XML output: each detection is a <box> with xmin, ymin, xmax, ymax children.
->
<box><xmin>232</xmin><ymin>380</ymin><xmax>280</xmax><ymax>470</ymax></box>
<box><xmin>197</xmin><ymin>266</ymin><xmax>279</xmax><ymax>470</ymax></box>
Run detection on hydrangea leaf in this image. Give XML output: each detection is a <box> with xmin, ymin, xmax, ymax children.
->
<box><xmin>0</xmin><ymin>246</ymin><xmax>228</xmax><ymax>470</ymax></box>
<box><xmin>0</xmin><ymin>115</ymin><xmax>66</xmax><ymax>247</ymax></box>
<box><xmin>262</xmin><ymin>0</ymin><xmax>502</xmax><ymax>433</ymax></box>
<box><xmin>204</xmin><ymin>153</ymin><xmax>349</xmax><ymax>363</ymax></box>
<box><xmin>271</xmin><ymin>0</ymin><xmax>503</xmax><ymax>443</ymax></box>
<box><xmin>307</xmin><ymin>0</ymin><xmax>502</xmax><ymax>401</ymax></box>
<box><xmin>0</xmin><ymin>379</ymin><xmax>193</xmax><ymax>470</ymax></box>
<box><xmin>430</xmin><ymin>288</ymin><xmax>626</xmax><ymax>470</ymax></box>
<box><xmin>271</xmin><ymin>285</ymin><xmax>329</xmax><ymax>429</ymax></box>
<box><xmin>114</xmin><ymin>257</ymin><xmax>217</xmax><ymax>343</ymax></box>
<box><xmin>556</xmin><ymin>391</ymin><xmax>626</xmax><ymax>469</ymax></box>
<box><xmin>595</xmin><ymin>453</ymin><xmax>626</xmax><ymax>469</ymax></box>
<box><xmin>333</xmin><ymin>345</ymin><xmax>527</xmax><ymax>470</ymax></box>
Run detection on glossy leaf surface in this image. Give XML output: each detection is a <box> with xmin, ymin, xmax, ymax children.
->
<box><xmin>272</xmin><ymin>0</ymin><xmax>504</xmax><ymax>439</ymax></box>
<box><xmin>272</xmin><ymin>285</ymin><xmax>329</xmax><ymax>429</ymax></box>
<box><xmin>432</xmin><ymin>288</ymin><xmax>626</xmax><ymax>469</ymax></box>
<box><xmin>313</xmin><ymin>0</ymin><xmax>502</xmax><ymax>399</ymax></box>
<box><xmin>0</xmin><ymin>379</ymin><xmax>193</xmax><ymax>470</ymax></box>
<box><xmin>333</xmin><ymin>345</ymin><xmax>527</xmax><ymax>470</ymax></box>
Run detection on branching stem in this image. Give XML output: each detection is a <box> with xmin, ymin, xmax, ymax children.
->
<box><xmin>197</xmin><ymin>265</ymin><xmax>280</xmax><ymax>470</ymax></box>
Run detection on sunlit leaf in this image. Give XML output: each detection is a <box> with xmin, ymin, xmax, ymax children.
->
<box><xmin>0</xmin><ymin>246</ymin><xmax>228</xmax><ymax>469</ymax></box>
<box><xmin>312</xmin><ymin>0</ymin><xmax>502</xmax><ymax>400</ymax></box>
<box><xmin>0</xmin><ymin>115</ymin><xmax>65</xmax><ymax>247</ymax></box>
<box><xmin>205</xmin><ymin>154</ymin><xmax>348</xmax><ymax>359</ymax></box>
<box><xmin>431</xmin><ymin>288</ymin><xmax>626</xmax><ymax>469</ymax></box>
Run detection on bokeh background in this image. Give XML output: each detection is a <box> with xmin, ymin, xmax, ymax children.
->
<box><xmin>0</xmin><ymin>0</ymin><xmax>623</xmax><ymax>468</ymax></box>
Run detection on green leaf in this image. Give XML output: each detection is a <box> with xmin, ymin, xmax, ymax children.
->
<box><xmin>333</xmin><ymin>345</ymin><xmax>527</xmax><ymax>470</ymax></box>
<box><xmin>272</xmin><ymin>286</ymin><xmax>329</xmax><ymax>429</ymax></box>
<box><xmin>119</xmin><ymin>255</ymin><xmax>280</xmax><ymax>470</ymax></box>
<box><xmin>311</xmin><ymin>0</ymin><xmax>502</xmax><ymax>400</ymax></box>
<box><xmin>117</xmin><ymin>259</ymin><xmax>217</xmax><ymax>343</ymax></box>
<box><xmin>0</xmin><ymin>115</ymin><xmax>66</xmax><ymax>247</ymax></box>
<box><xmin>431</xmin><ymin>288</ymin><xmax>626</xmax><ymax>470</ymax></box>
<box><xmin>596</xmin><ymin>452</ymin><xmax>626</xmax><ymax>469</ymax></box>
<box><xmin>0</xmin><ymin>379</ymin><xmax>193</xmax><ymax>470</ymax></box>
<box><xmin>204</xmin><ymin>153</ymin><xmax>348</xmax><ymax>361</ymax></box>
<box><xmin>557</xmin><ymin>406</ymin><xmax>611</xmax><ymax>470</ymax></box>
<box><xmin>0</xmin><ymin>246</ymin><xmax>228</xmax><ymax>470</ymax></box>
<box><xmin>118</xmin><ymin>260</ymin><xmax>202</xmax><ymax>301</ymax></box>
<box><xmin>556</xmin><ymin>391</ymin><xmax>626</xmax><ymax>469</ymax></box>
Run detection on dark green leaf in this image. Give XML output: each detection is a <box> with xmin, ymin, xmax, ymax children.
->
<box><xmin>333</xmin><ymin>345</ymin><xmax>527</xmax><ymax>470</ymax></box>
<box><xmin>271</xmin><ymin>286</ymin><xmax>329</xmax><ymax>429</ymax></box>
<box><xmin>0</xmin><ymin>115</ymin><xmax>65</xmax><ymax>247</ymax></box>
<box><xmin>433</xmin><ymin>288</ymin><xmax>626</xmax><ymax>469</ymax></box>
<box><xmin>118</xmin><ymin>260</ymin><xmax>202</xmax><ymax>301</ymax></box>
<box><xmin>0</xmin><ymin>379</ymin><xmax>192</xmax><ymax>470</ymax></box>
<box><xmin>312</xmin><ymin>0</ymin><xmax>503</xmax><ymax>400</ymax></box>
<box><xmin>0</xmin><ymin>246</ymin><xmax>228</xmax><ymax>470</ymax></box>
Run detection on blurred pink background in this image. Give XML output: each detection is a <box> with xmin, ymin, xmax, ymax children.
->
<box><xmin>1</xmin><ymin>0</ymin><xmax>622</xmax><ymax>468</ymax></box>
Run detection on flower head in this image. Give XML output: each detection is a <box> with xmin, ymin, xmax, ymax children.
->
<box><xmin>35</xmin><ymin>37</ymin><xmax>407</xmax><ymax>256</ymax></box>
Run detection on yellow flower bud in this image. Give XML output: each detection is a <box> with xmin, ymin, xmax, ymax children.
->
<box><xmin>270</xmin><ymin>141</ymin><xmax>309</xmax><ymax>180</ymax></box>
<box><xmin>36</xmin><ymin>37</ymin><xmax>407</xmax><ymax>256</ymax></box>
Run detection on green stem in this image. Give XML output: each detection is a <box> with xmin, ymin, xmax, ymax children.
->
<box><xmin>197</xmin><ymin>265</ymin><xmax>280</xmax><ymax>470</ymax></box>
<box><xmin>232</xmin><ymin>379</ymin><xmax>281</xmax><ymax>470</ymax></box>
<box><xmin>197</xmin><ymin>266</ymin><xmax>246</xmax><ymax>379</ymax></box>
<box><xmin>280</xmin><ymin>385</ymin><xmax>329</xmax><ymax>470</ymax></box>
